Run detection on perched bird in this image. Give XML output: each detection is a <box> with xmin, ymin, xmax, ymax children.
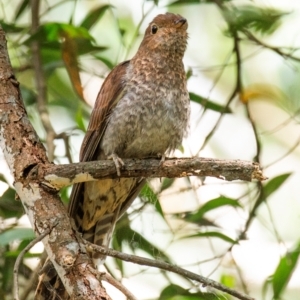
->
<box><xmin>36</xmin><ymin>12</ymin><xmax>190</xmax><ymax>299</ymax></box>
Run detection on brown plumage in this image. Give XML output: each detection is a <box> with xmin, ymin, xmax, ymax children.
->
<box><xmin>35</xmin><ymin>12</ymin><xmax>190</xmax><ymax>299</ymax></box>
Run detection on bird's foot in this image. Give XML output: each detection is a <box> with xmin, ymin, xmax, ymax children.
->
<box><xmin>108</xmin><ymin>153</ymin><xmax>124</xmax><ymax>176</ymax></box>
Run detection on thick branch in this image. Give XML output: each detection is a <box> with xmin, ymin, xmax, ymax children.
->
<box><xmin>0</xmin><ymin>27</ymin><xmax>109</xmax><ymax>299</ymax></box>
<box><xmin>37</xmin><ymin>157</ymin><xmax>266</xmax><ymax>190</ymax></box>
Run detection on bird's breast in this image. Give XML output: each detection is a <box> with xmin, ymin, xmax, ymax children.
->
<box><xmin>100</xmin><ymin>66</ymin><xmax>190</xmax><ymax>159</ymax></box>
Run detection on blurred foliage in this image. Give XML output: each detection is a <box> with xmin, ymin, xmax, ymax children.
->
<box><xmin>158</xmin><ymin>284</ymin><xmax>221</xmax><ymax>300</ymax></box>
<box><xmin>270</xmin><ymin>242</ymin><xmax>300</xmax><ymax>300</ymax></box>
<box><xmin>189</xmin><ymin>92</ymin><xmax>232</xmax><ymax>113</ymax></box>
<box><xmin>226</xmin><ymin>5</ymin><xmax>287</xmax><ymax>35</ymax></box>
<box><xmin>0</xmin><ymin>0</ymin><xmax>299</xmax><ymax>299</ymax></box>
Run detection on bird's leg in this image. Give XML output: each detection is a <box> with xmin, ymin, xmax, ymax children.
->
<box><xmin>108</xmin><ymin>153</ymin><xmax>124</xmax><ymax>176</ymax></box>
<box><xmin>157</xmin><ymin>154</ymin><xmax>166</xmax><ymax>183</ymax></box>
<box><xmin>158</xmin><ymin>153</ymin><xmax>166</xmax><ymax>166</ymax></box>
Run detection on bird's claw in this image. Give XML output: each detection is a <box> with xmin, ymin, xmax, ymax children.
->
<box><xmin>108</xmin><ymin>153</ymin><xmax>124</xmax><ymax>176</ymax></box>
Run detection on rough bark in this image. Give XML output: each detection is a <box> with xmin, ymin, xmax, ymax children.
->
<box><xmin>35</xmin><ymin>158</ymin><xmax>266</xmax><ymax>190</ymax></box>
<box><xmin>0</xmin><ymin>27</ymin><xmax>110</xmax><ymax>300</ymax></box>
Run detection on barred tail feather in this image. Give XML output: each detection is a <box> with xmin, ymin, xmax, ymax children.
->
<box><xmin>35</xmin><ymin>259</ymin><xmax>69</xmax><ymax>300</ymax></box>
<box><xmin>84</xmin><ymin>207</ymin><xmax>120</xmax><ymax>264</ymax></box>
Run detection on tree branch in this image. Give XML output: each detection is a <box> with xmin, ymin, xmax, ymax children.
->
<box><xmin>33</xmin><ymin>157</ymin><xmax>266</xmax><ymax>190</ymax></box>
<box><xmin>85</xmin><ymin>242</ymin><xmax>255</xmax><ymax>300</ymax></box>
<box><xmin>14</xmin><ymin>228</ymin><xmax>52</xmax><ymax>300</ymax></box>
<box><xmin>31</xmin><ymin>0</ymin><xmax>56</xmax><ymax>161</ymax></box>
<box><xmin>0</xmin><ymin>26</ymin><xmax>110</xmax><ymax>300</ymax></box>
<box><xmin>242</xmin><ymin>29</ymin><xmax>300</xmax><ymax>62</ymax></box>
<box><xmin>20</xmin><ymin>253</ymin><xmax>47</xmax><ymax>300</ymax></box>
<box><xmin>101</xmin><ymin>273</ymin><xmax>137</xmax><ymax>300</ymax></box>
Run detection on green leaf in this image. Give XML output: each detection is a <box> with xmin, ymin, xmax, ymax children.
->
<box><xmin>75</xmin><ymin>39</ymin><xmax>107</xmax><ymax>56</ymax></box>
<box><xmin>20</xmin><ymin>86</ymin><xmax>36</xmax><ymax>106</ymax></box>
<box><xmin>0</xmin><ymin>245</ymin><xmax>14</xmax><ymax>292</ymax></box>
<box><xmin>115</xmin><ymin>215</ymin><xmax>171</xmax><ymax>263</ymax></box>
<box><xmin>189</xmin><ymin>93</ymin><xmax>232</xmax><ymax>113</ymax></box>
<box><xmin>168</xmin><ymin>0</ymin><xmax>230</xmax><ymax>6</ymax></box>
<box><xmin>27</xmin><ymin>27</ymin><xmax>106</xmax><ymax>74</ymax></box>
<box><xmin>17</xmin><ymin>239</ymin><xmax>32</xmax><ymax>251</ymax></box>
<box><xmin>220</xmin><ymin>273</ymin><xmax>236</xmax><ymax>288</ymax></box>
<box><xmin>185</xmin><ymin>196</ymin><xmax>241</xmax><ymax>223</ymax></box>
<box><xmin>186</xmin><ymin>68</ymin><xmax>193</xmax><ymax>80</ymax></box>
<box><xmin>24</xmin><ymin>23</ymin><xmax>94</xmax><ymax>45</ymax></box>
<box><xmin>75</xmin><ymin>108</ymin><xmax>87</xmax><ymax>132</ymax></box>
<box><xmin>263</xmin><ymin>173</ymin><xmax>291</xmax><ymax>198</ymax></box>
<box><xmin>40</xmin><ymin>43</ymin><xmax>63</xmax><ymax>69</ymax></box>
<box><xmin>0</xmin><ymin>22</ymin><xmax>25</xmax><ymax>33</ymax></box>
<box><xmin>159</xmin><ymin>284</ymin><xmax>187</xmax><ymax>299</ymax></box>
<box><xmin>159</xmin><ymin>284</ymin><xmax>221</xmax><ymax>300</ymax></box>
<box><xmin>181</xmin><ymin>214</ymin><xmax>218</xmax><ymax>227</ymax></box>
<box><xmin>111</xmin><ymin>217</ymin><xmax>125</xmax><ymax>273</ymax></box>
<box><xmin>0</xmin><ymin>187</ymin><xmax>24</xmax><ymax>219</ymax></box>
<box><xmin>14</xmin><ymin>0</ymin><xmax>29</xmax><ymax>21</ymax></box>
<box><xmin>0</xmin><ymin>228</ymin><xmax>35</xmax><ymax>246</ymax></box>
<box><xmin>5</xmin><ymin>251</ymin><xmax>40</xmax><ymax>259</ymax></box>
<box><xmin>160</xmin><ymin>178</ymin><xmax>175</xmax><ymax>192</ymax></box>
<box><xmin>272</xmin><ymin>242</ymin><xmax>300</xmax><ymax>299</ymax></box>
<box><xmin>182</xmin><ymin>231</ymin><xmax>237</xmax><ymax>244</ymax></box>
<box><xmin>227</xmin><ymin>5</ymin><xmax>287</xmax><ymax>35</ymax></box>
<box><xmin>140</xmin><ymin>184</ymin><xmax>164</xmax><ymax>218</ymax></box>
<box><xmin>60</xmin><ymin>187</ymin><xmax>70</xmax><ymax>205</ymax></box>
<box><xmin>0</xmin><ymin>174</ymin><xmax>8</xmax><ymax>184</ymax></box>
<box><xmin>47</xmin><ymin>70</ymin><xmax>90</xmax><ymax>116</ymax></box>
<box><xmin>94</xmin><ymin>55</ymin><xmax>115</xmax><ymax>70</ymax></box>
<box><xmin>39</xmin><ymin>41</ymin><xmax>106</xmax><ymax>74</ymax></box>
<box><xmin>80</xmin><ymin>5</ymin><xmax>112</xmax><ymax>30</ymax></box>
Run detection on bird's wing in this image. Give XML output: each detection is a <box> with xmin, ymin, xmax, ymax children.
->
<box><xmin>68</xmin><ymin>60</ymin><xmax>129</xmax><ymax>218</ymax></box>
<box><xmin>80</xmin><ymin>60</ymin><xmax>129</xmax><ymax>162</ymax></box>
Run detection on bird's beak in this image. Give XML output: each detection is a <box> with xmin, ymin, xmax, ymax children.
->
<box><xmin>175</xmin><ymin>18</ymin><xmax>187</xmax><ymax>26</ymax></box>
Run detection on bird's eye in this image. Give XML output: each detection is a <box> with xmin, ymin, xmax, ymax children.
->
<box><xmin>151</xmin><ymin>24</ymin><xmax>158</xmax><ymax>34</ymax></box>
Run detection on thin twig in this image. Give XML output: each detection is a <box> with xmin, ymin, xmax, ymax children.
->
<box><xmin>199</xmin><ymin>31</ymin><xmax>242</xmax><ymax>151</ymax></box>
<box><xmin>55</xmin><ymin>132</ymin><xmax>73</xmax><ymax>164</ymax></box>
<box><xmin>211</xmin><ymin>0</ymin><xmax>265</xmax><ymax>261</ymax></box>
<box><xmin>20</xmin><ymin>252</ymin><xmax>47</xmax><ymax>300</ymax></box>
<box><xmin>245</xmin><ymin>104</ymin><xmax>261</xmax><ymax>163</ymax></box>
<box><xmin>13</xmin><ymin>229</ymin><xmax>51</xmax><ymax>300</ymax></box>
<box><xmin>101</xmin><ymin>273</ymin><xmax>137</xmax><ymax>300</ymax></box>
<box><xmin>31</xmin><ymin>0</ymin><xmax>56</xmax><ymax>161</ymax></box>
<box><xmin>85</xmin><ymin>242</ymin><xmax>255</xmax><ymax>300</ymax></box>
<box><xmin>264</xmin><ymin>135</ymin><xmax>300</xmax><ymax>168</ymax></box>
<box><xmin>242</xmin><ymin>103</ymin><xmax>263</xmax><ymax>235</ymax></box>
<box><xmin>230</xmin><ymin>252</ymin><xmax>249</xmax><ymax>295</ymax></box>
<box><xmin>261</xmin><ymin>107</ymin><xmax>300</xmax><ymax>135</ymax></box>
<box><xmin>242</xmin><ymin>29</ymin><xmax>300</xmax><ymax>62</ymax></box>
<box><xmin>123</xmin><ymin>2</ymin><xmax>155</xmax><ymax>60</ymax></box>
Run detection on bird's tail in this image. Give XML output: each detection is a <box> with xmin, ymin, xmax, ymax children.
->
<box><xmin>83</xmin><ymin>208</ymin><xmax>120</xmax><ymax>264</ymax></box>
<box><xmin>35</xmin><ymin>258</ymin><xmax>69</xmax><ymax>300</ymax></box>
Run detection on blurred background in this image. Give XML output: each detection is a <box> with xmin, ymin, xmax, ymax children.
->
<box><xmin>0</xmin><ymin>0</ymin><xmax>300</xmax><ymax>299</ymax></box>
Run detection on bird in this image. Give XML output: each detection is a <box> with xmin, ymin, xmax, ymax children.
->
<box><xmin>35</xmin><ymin>12</ymin><xmax>190</xmax><ymax>299</ymax></box>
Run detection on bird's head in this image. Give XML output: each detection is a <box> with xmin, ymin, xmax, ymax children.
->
<box><xmin>138</xmin><ymin>13</ymin><xmax>188</xmax><ymax>57</ymax></box>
